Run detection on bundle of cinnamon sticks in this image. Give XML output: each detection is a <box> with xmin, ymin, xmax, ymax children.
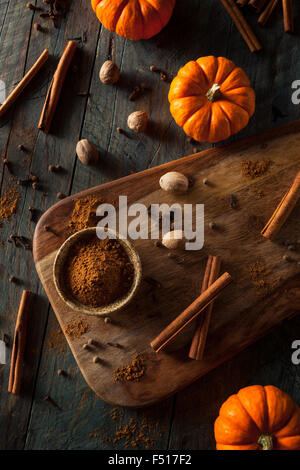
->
<box><xmin>0</xmin><ymin>41</ymin><xmax>77</xmax><ymax>134</ymax></box>
<box><xmin>151</xmin><ymin>259</ymin><xmax>232</xmax><ymax>359</ymax></box>
<box><xmin>221</xmin><ymin>0</ymin><xmax>294</xmax><ymax>53</ymax></box>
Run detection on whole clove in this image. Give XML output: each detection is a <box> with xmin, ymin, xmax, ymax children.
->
<box><xmin>3</xmin><ymin>158</ymin><xmax>12</xmax><ymax>174</ymax></box>
<box><xmin>129</xmin><ymin>83</ymin><xmax>149</xmax><ymax>101</ymax></box>
<box><xmin>129</xmin><ymin>86</ymin><xmax>141</xmax><ymax>101</ymax></box>
<box><xmin>107</xmin><ymin>342</ymin><xmax>121</xmax><ymax>348</ymax></box>
<box><xmin>26</xmin><ymin>2</ymin><xmax>43</xmax><ymax>10</ymax></box>
<box><xmin>188</xmin><ymin>175</ymin><xmax>195</xmax><ymax>188</ymax></box>
<box><xmin>39</xmin><ymin>0</ymin><xmax>71</xmax><ymax>28</ymax></box>
<box><xmin>229</xmin><ymin>194</ymin><xmax>238</xmax><ymax>209</ymax></box>
<box><xmin>44</xmin><ymin>225</ymin><xmax>58</xmax><ymax>236</ymax></box>
<box><xmin>144</xmin><ymin>276</ymin><xmax>162</xmax><ymax>289</ymax></box>
<box><xmin>18</xmin><ymin>144</ymin><xmax>26</xmax><ymax>152</ymax></box>
<box><xmin>56</xmin><ymin>192</ymin><xmax>65</xmax><ymax>199</ymax></box>
<box><xmin>150</xmin><ymin>65</ymin><xmax>160</xmax><ymax>73</ymax></box>
<box><xmin>48</xmin><ymin>163</ymin><xmax>62</xmax><ymax>172</ymax></box>
<box><xmin>160</xmin><ymin>71</ymin><xmax>170</xmax><ymax>82</ymax></box>
<box><xmin>8</xmin><ymin>275</ymin><xmax>17</xmax><ymax>283</ymax></box>
<box><xmin>28</xmin><ymin>206</ymin><xmax>36</xmax><ymax>221</ymax></box>
<box><xmin>44</xmin><ymin>395</ymin><xmax>60</xmax><ymax>409</ymax></box>
<box><xmin>9</xmin><ymin>234</ymin><xmax>31</xmax><ymax>250</ymax></box>
<box><xmin>30</xmin><ymin>174</ymin><xmax>38</xmax><ymax>182</ymax></box>
<box><xmin>17</xmin><ymin>178</ymin><xmax>32</xmax><ymax>186</ymax></box>
<box><xmin>34</xmin><ymin>23</ymin><xmax>47</xmax><ymax>33</ymax></box>
<box><xmin>32</xmin><ymin>182</ymin><xmax>39</xmax><ymax>190</ymax></box>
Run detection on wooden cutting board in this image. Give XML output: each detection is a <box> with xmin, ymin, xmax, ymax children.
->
<box><xmin>33</xmin><ymin>119</ymin><xmax>300</xmax><ymax>408</ymax></box>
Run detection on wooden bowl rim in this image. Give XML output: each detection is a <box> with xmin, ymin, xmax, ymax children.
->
<box><xmin>53</xmin><ymin>227</ymin><xmax>142</xmax><ymax>316</ymax></box>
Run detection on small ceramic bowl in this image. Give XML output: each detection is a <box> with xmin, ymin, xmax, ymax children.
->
<box><xmin>53</xmin><ymin>227</ymin><xmax>142</xmax><ymax>316</ymax></box>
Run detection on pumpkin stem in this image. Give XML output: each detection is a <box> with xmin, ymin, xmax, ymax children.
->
<box><xmin>206</xmin><ymin>83</ymin><xmax>221</xmax><ymax>102</ymax></box>
<box><xmin>258</xmin><ymin>433</ymin><xmax>274</xmax><ymax>450</ymax></box>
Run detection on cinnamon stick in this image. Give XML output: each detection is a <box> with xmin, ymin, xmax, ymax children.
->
<box><xmin>38</xmin><ymin>41</ymin><xmax>77</xmax><ymax>133</ymax></box>
<box><xmin>220</xmin><ymin>0</ymin><xmax>262</xmax><ymax>52</ymax></box>
<box><xmin>249</xmin><ymin>0</ymin><xmax>268</xmax><ymax>11</ymax></box>
<box><xmin>8</xmin><ymin>290</ymin><xmax>32</xmax><ymax>395</ymax></box>
<box><xmin>0</xmin><ymin>50</ymin><xmax>48</xmax><ymax>119</ymax></box>
<box><xmin>282</xmin><ymin>0</ymin><xmax>294</xmax><ymax>33</ymax></box>
<box><xmin>258</xmin><ymin>0</ymin><xmax>279</xmax><ymax>26</ymax></box>
<box><xmin>189</xmin><ymin>255</ymin><xmax>222</xmax><ymax>360</ymax></box>
<box><xmin>150</xmin><ymin>272</ymin><xmax>232</xmax><ymax>353</ymax></box>
<box><xmin>261</xmin><ymin>171</ymin><xmax>300</xmax><ymax>240</ymax></box>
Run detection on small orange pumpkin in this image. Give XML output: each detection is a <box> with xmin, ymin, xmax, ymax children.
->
<box><xmin>168</xmin><ymin>56</ymin><xmax>255</xmax><ymax>143</ymax></box>
<box><xmin>91</xmin><ymin>0</ymin><xmax>176</xmax><ymax>40</ymax></box>
<box><xmin>214</xmin><ymin>385</ymin><xmax>300</xmax><ymax>450</ymax></box>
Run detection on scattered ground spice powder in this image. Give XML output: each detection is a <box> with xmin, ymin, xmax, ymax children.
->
<box><xmin>0</xmin><ymin>187</ymin><xmax>19</xmax><ymax>225</ymax></box>
<box><xmin>249</xmin><ymin>259</ymin><xmax>280</xmax><ymax>297</ymax></box>
<box><xmin>249</xmin><ymin>187</ymin><xmax>265</xmax><ymax>199</ymax></box>
<box><xmin>64</xmin><ymin>317</ymin><xmax>89</xmax><ymax>338</ymax></box>
<box><xmin>62</xmin><ymin>235</ymin><xmax>134</xmax><ymax>308</ymax></box>
<box><xmin>47</xmin><ymin>328</ymin><xmax>66</xmax><ymax>354</ymax></box>
<box><xmin>97</xmin><ymin>408</ymin><xmax>165</xmax><ymax>449</ymax></box>
<box><xmin>67</xmin><ymin>195</ymin><xmax>103</xmax><ymax>234</ymax></box>
<box><xmin>241</xmin><ymin>159</ymin><xmax>272</xmax><ymax>178</ymax></box>
<box><xmin>113</xmin><ymin>354</ymin><xmax>146</xmax><ymax>383</ymax></box>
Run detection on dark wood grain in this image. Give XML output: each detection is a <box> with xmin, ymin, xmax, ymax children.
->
<box><xmin>0</xmin><ymin>0</ymin><xmax>300</xmax><ymax>450</ymax></box>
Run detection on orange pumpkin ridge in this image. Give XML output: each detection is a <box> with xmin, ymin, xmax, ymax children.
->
<box><xmin>168</xmin><ymin>56</ymin><xmax>255</xmax><ymax>144</ymax></box>
<box><xmin>91</xmin><ymin>0</ymin><xmax>176</xmax><ymax>41</ymax></box>
<box><xmin>214</xmin><ymin>385</ymin><xmax>300</xmax><ymax>450</ymax></box>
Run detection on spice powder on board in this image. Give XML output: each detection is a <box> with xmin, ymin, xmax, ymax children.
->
<box><xmin>241</xmin><ymin>159</ymin><xmax>272</xmax><ymax>178</ymax></box>
<box><xmin>62</xmin><ymin>235</ymin><xmax>134</xmax><ymax>308</ymax></box>
<box><xmin>67</xmin><ymin>195</ymin><xmax>103</xmax><ymax>234</ymax></box>
<box><xmin>0</xmin><ymin>187</ymin><xmax>19</xmax><ymax>225</ymax></box>
<box><xmin>113</xmin><ymin>354</ymin><xmax>146</xmax><ymax>383</ymax></box>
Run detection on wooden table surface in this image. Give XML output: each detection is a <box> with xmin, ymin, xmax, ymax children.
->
<box><xmin>1</xmin><ymin>0</ymin><xmax>300</xmax><ymax>450</ymax></box>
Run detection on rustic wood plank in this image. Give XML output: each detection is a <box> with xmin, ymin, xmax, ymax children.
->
<box><xmin>0</xmin><ymin>0</ymin><xmax>49</xmax><ymax>450</ymax></box>
<box><xmin>0</xmin><ymin>0</ymin><xmax>104</xmax><ymax>450</ymax></box>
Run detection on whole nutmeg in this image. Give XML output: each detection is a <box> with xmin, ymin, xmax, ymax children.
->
<box><xmin>127</xmin><ymin>111</ymin><xmax>148</xmax><ymax>133</ymax></box>
<box><xmin>159</xmin><ymin>171</ymin><xmax>189</xmax><ymax>193</ymax></box>
<box><xmin>162</xmin><ymin>230</ymin><xmax>186</xmax><ymax>250</ymax></box>
<box><xmin>76</xmin><ymin>139</ymin><xmax>99</xmax><ymax>166</ymax></box>
<box><xmin>99</xmin><ymin>60</ymin><xmax>120</xmax><ymax>84</ymax></box>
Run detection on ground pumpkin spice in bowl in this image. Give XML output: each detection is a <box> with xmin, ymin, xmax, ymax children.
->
<box><xmin>53</xmin><ymin>227</ymin><xmax>142</xmax><ymax>316</ymax></box>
